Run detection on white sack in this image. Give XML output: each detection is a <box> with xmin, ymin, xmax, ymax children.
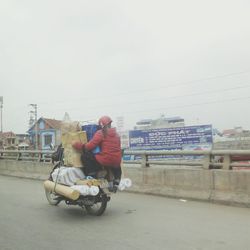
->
<box><xmin>52</xmin><ymin>167</ymin><xmax>85</xmax><ymax>186</ymax></box>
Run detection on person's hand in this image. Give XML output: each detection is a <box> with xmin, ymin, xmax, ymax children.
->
<box><xmin>72</xmin><ymin>141</ymin><xmax>84</xmax><ymax>151</ymax></box>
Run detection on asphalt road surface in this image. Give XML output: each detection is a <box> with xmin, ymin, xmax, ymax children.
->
<box><xmin>1</xmin><ymin>175</ymin><xmax>250</xmax><ymax>250</ymax></box>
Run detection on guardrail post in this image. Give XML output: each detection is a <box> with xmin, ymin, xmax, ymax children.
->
<box><xmin>16</xmin><ymin>152</ymin><xmax>21</xmax><ymax>161</ymax></box>
<box><xmin>222</xmin><ymin>154</ymin><xmax>231</xmax><ymax>170</ymax></box>
<box><xmin>141</xmin><ymin>154</ymin><xmax>149</xmax><ymax>168</ymax></box>
<box><xmin>202</xmin><ymin>154</ymin><xmax>211</xmax><ymax>169</ymax></box>
<box><xmin>37</xmin><ymin>152</ymin><xmax>42</xmax><ymax>162</ymax></box>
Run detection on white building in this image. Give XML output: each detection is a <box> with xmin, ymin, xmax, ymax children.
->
<box><xmin>134</xmin><ymin>116</ymin><xmax>185</xmax><ymax>130</ymax></box>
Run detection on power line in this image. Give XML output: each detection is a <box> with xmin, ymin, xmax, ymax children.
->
<box><xmin>111</xmin><ymin>69</ymin><xmax>250</xmax><ymax>97</ymax></box>
<box><xmin>38</xmin><ymin>69</ymin><xmax>250</xmax><ymax>106</ymax></box>
<box><xmin>120</xmin><ymin>95</ymin><xmax>250</xmax><ymax>116</ymax></box>
<box><xmin>58</xmin><ymin>95</ymin><xmax>250</xmax><ymax>124</ymax></box>
<box><xmin>43</xmin><ymin>82</ymin><xmax>250</xmax><ymax>112</ymax></box>
<box><xmin>70</xmin><ymin>83</ymin><xmax>250</xmax><ymax>110</ymax></box>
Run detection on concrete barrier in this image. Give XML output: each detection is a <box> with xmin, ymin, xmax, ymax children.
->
<box><xmin>123</xmin><ymin>167</ymin><xmax>250</xmax><ymax>206</ymax></box>
<box><xmin>0</xmin><ymin>160</ymin><xmax>53</xmax><ymax>180</ymax></box>
<box><xmin>1</xmin><ymin>160</ymin><xmax>250</xmax><ymax>207</ymax></box>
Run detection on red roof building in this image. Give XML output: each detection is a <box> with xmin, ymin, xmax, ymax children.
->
<box><xmin>28</xmin><ymin>117</ymin><xmax>63</xmax><ymax>150</ymax></box>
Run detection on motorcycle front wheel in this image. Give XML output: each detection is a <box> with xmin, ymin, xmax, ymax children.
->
<box><xmin>45</xmin><ymin>189</ymin><xmax>61</xmax><ymax>206</ymax></box>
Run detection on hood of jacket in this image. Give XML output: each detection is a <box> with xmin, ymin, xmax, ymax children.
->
<box><xmin>105</xmin><ymin>128</ymin><xmax>117</xmax><ymax>137</ymax></box>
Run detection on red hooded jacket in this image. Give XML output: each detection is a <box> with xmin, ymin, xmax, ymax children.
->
<box><xmin>85</xmin><ymin>128</ymin><xmax>122</xmax><ymax>167</ymax></box>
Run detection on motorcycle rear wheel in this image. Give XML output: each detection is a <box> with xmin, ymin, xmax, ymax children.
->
<box><xmin>85</xmin><ymin>199</ymin><xmax>107</xmax><ymax>216</ymax></box>
<box><xmin>45</xmin><ymin>189</ymin><xmax>61</xmax><ymax>206</ymax></box>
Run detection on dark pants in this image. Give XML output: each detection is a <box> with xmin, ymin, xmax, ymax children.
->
<box><xmin>80</xmin><ymin>150</ymin><xmax>122</xmax><ymax>181</ymax></box>
<box><xmin>80</xmin><ymin>150</ymin><xmax>103</xmax><ymax>177</ymax></box>
<box><xmin>110</xmin><ymin>167</ymin><xmax>122</xmax><ymax>181</ymax></box>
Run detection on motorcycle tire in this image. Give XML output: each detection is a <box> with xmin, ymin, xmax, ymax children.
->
<box><xmin>85</xmin><ymin>198</ymin><xmax>108</xmax><ymax>216</ymax></box>
<box><xmin>45</xmin><ymin>189</ymin><xmax>61</xmax><ymax>206</ymax></box>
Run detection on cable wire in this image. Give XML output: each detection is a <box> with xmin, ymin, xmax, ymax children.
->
<box><xmin>120</xmin><ymin>95</ymin><xmax>250</xmax><ymax>115</ymax></box>
<box><xmin>42</xmin><ymin>82</ymin><xmax>250</xmax><ymax>112</ymax></box>
<box><xmin>37</xmin><ymin>69</ymin><xmax>250</xmax><ymax>105</ymax></box>
<box><xmin>68</xmin><ymin>83</ymin><xmax>250</xmax><ymax>110</ymax></box>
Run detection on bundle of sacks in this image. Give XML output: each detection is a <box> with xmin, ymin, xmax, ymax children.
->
<box><xmin>51</xmin><ymin>167</ymin><xmax>132</xmax><ymax>196</ymax></box>
<box><xmin>51</xmin><ymin>167</ymin><xmax>85</xmax><ymax>186</ymax></box>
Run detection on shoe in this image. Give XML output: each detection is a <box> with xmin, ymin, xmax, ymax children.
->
<box><xmin>108</xmin><ymin>186</ymin><xmax>118</xmax><ymax>193</ymax></box>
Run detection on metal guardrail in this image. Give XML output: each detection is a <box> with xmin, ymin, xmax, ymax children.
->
<box><xmin>0</xmin><ymin>149</ymin><xmax>250</xmax><ymax>170</ymax></box>
<box><xmin>123</xmin><ymin>149</ymin><xmax>250</xmax><ymax>170</ymax></box>
<box><xmin>0</xmin><ymin>150</ymin><xmax>54</xmax><ymax>162</ymax></box>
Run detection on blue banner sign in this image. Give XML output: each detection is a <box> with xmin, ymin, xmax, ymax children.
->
<box><xmin>129</xmin><ymin>125</ymin><xmax>213</xmax><ymax>150</ymax></box>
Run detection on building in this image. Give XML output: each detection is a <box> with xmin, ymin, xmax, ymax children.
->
<box><xmin>222</xmin><ymin>127</ymin><xmax>250</xmax><ymax>139</ymax></box>
<box><xmin>16</xmin><ymin>134</ymin><xmax>30</xmax><ymax>150</ymax></box>
<box><xmin>134</xmin><ymin>116</ymin><xmax>185</xmax><ymax>130</ymax></box>
<box><xmin>213</xmin><ymin>127</ymin><xmax>250</xmax><ymax>150</ymax></box>
<box><xmin>0</xmin><ymin>131</ymin><xmax>17</xmax><ymax>149</ymax></box>
<box><xmin>16</xmin><ymin>133</ymin><xmax>29</xmax><ymax>144</ymax></box>
<box><xmin>28</xmin><ymin>117</ymin><xmax>62</xmax><ymax>150</ymax></box>
<box><xmin>119</xmin><ymin>130</ymin><xmax>130</xmax><ymax>149</ymax></box>
<box><xmin>0</xmin><ymin>132</ymin><xmax>31</xmax><ymax>150</ymax></box>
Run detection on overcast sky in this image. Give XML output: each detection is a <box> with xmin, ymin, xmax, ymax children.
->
<box><xmin>1</xmin><ymin>0</ymin><xmax>250</xmax><ymax>133</ymax></box>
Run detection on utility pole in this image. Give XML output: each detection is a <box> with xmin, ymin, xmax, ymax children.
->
<box><xmin>0</xmin><ymin>96</ymin><xmax>3</xmax><ymax>133</ymax></box>
<box><xmin>29</xmin><ymin>104</ymin><xmax>38</xmax><ymax>150</ymax></box>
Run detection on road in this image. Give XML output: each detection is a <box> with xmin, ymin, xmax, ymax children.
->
<box><xmin>1</xmin><ymin>175</ymin><xmax>250</xmax><ymax>250</ymax></box>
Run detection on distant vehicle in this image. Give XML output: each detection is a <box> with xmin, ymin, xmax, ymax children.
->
<box><xmin>18</xmin><ymin>143</ymin><xmax>29</xmax><ymax>151</ymax></box>
<box><xmin>216</xmin><ymin>154</ymin><xmax>250</xmax><ymax>169</ymax></box>
<box><xmin>217</xmin><ymin>155</ymin><xmax>250</xmax><ymax>162</ymax></box>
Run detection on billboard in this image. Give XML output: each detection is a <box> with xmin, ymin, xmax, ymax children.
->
<box><xmin>126</xmin><ymin>125</ymin><xmax>213</xmax><ymax>160</ymax></box>
<box><xmin>129</xmin><ymin>125</ymin><xmax>213</xmax><ymax>154</ymax></box>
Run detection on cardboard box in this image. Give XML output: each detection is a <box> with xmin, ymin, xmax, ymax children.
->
<box><xmin>62</xmin><ymin>131</ymin><xmax>87</xmax><ymax>167</ymax></box>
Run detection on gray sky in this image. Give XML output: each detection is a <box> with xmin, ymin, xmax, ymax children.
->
<box><xmin>1</xmin><ymin>0</ymin><xmax>250</xmax><ymax>133</ymax></box>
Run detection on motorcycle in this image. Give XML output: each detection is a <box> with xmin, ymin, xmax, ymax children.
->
<box><xmin>44</xmin><ymin>144</ymin><xmax>117</xmax><ymax>216</ymax></box>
